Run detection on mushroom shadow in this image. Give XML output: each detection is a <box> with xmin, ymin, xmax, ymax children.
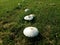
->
<box><xmin>30</xmin><ymin>17</ymin><xmax>36</xmax><ymax>24</ymax></box>
<box><xmin>23</xmin><ymin>17</ymin><xmax>36</xmax><ymax>24</ymax></box>
<box><xmin>26</xmin><ymin>33</ymin><xmax>44</xmax><ymax>45</ymax></box>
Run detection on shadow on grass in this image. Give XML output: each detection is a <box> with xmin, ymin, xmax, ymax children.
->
<box><xmin>25</xmin><ymin>33</ymin><xmax>44</xmax><ymax>45</ymax></box>
<box><xmin>30</xmin><ymin>17</ymin><xmax>36</xmax><ymax>24</ymax></box>
<box><xmin>23</xmin><ymin>17</ymin><xmax>36</xmax><ymax>25</ymax></box>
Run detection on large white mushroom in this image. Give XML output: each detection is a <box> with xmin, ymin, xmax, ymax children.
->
<box><xmin>24</xmin><ymin>14</ymin><xmax>35</xmax><ymax>21</ymax></box>
<box><xmin>23</xmin><ymin>27</ymin><xmax>39</xmax><ymax>37</ymax></box>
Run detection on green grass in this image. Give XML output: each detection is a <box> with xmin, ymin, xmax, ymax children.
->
<box><xmin>0</xmin><ymin>0</ymin><xmax>60</xmax><ymax>45</ymax></box>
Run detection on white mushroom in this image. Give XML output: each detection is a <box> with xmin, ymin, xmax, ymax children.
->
<box><xmin>24</xmin><ymin>8</ymin><xmax>29</xmax><ymax>12</ymax></box>
<box><xmin>29</xmin><ymin>14</ymin><xmax>35</xmax><ymax>17</ymax></box>
<box><xmin>24</xmin><ymin>14</ymin><xmax>35</xmax><ymax>21</ymax></box>
<box><xmin>24</xmin><ymin>15</ymin><xmax>33</xmax><ymax>21</ymax></box>
<box><xmin>23</xmin><ymin>27</ymin><xmax>39</xmax><ymax>37</ymax></box>
<box><xmin>18</xmin><ymin>3</ymin><xmax>20</xmax><ymax>5</ymax></box>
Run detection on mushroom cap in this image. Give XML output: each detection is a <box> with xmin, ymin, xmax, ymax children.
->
<box><xmin>24</xmin><ymin>8</ymin><xmax>29</xmax><ymax>12</ymax></box>
<box><xmin>29</xmin><ymin>14</ymin><xmax>35</xmax><ymax>17</ymax></box>
<box><xmin>18</xmin><ymin>3</ymin><xmax>20</xmax><ymax>5</ymax></box>
<box><xmin>23</xmin><ymin>27</ymin><xmax>39</xmax><ymax>37</ymax></box>
<box><xmin>24</xmin><ymin>14</ymin><xmax>35</xmax><ymax>21</ymax></box>
<box><xmin>24</xmin><ymin>15</ymin><xmax>33</xmax><ymax>21</ymax></box>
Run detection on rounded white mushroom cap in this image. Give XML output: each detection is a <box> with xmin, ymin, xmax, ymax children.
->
<box><xmin>23</xmin><ymin>27</ymin><xmax>39</xmax><ymax>37</ymax></box>
<box><xmin>29</xmin><ymin>14</ymin><xmax>35</xmax><ymax>17</ymax></box>
<box><xmin>18</xmin><ymin>3</ymin><xmax>20</xmax><ymax>5</ymax></box>
<box><xmin>24</xmin><ymin>8</ymin><xmax>29</xmax><ymax>12</ymax></box>
<box><xmin>24</xmin><ymin>14</ymin><xmax>35</xmax><ymax>21</ymax></box>
<box><xmin>24</xmin><ymin>15</ymin><xmax>33</xmax><ymax>21</ymax></box>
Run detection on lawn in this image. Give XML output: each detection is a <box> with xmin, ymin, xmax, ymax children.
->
<box><xmin>0</xmin><ymin>0</ymin><xmax>60</xmax><ymax>45</ymax></box>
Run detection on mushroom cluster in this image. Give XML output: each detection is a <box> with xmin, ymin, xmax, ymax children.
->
<box><xmin>21</xmin><ymin>8</ymin><xmax>39</xmax><ymax>37</ymax></box>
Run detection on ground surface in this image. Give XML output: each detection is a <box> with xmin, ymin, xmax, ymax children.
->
<box><xmin>0</xmin><ymin>0</ymin><xmax>60</xmax><ymax>45</ymax></box>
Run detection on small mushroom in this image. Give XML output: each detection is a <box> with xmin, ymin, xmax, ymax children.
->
<box><xmin>18</xmin><ymin>3</ymin><xmax>20</xmax><ymax>5</ymax></box>
<box><xmin>24</xmin><ymin>14</ymin><xmax>35</xmax><ymax>21</ymax></box>
<box><xmin>24</xmin><ymin>8</ymin><xmax>29</xmax><ymax>12</ymax></box>
<box><xmin>23</xmin><ymin>27</ymin><xmax>39</xmax><ymax>37</ymax></box>
<box><xmin>29</xmin><ymin>14</ymin><xmax>35</xmax><ymax>17</ymax></box>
